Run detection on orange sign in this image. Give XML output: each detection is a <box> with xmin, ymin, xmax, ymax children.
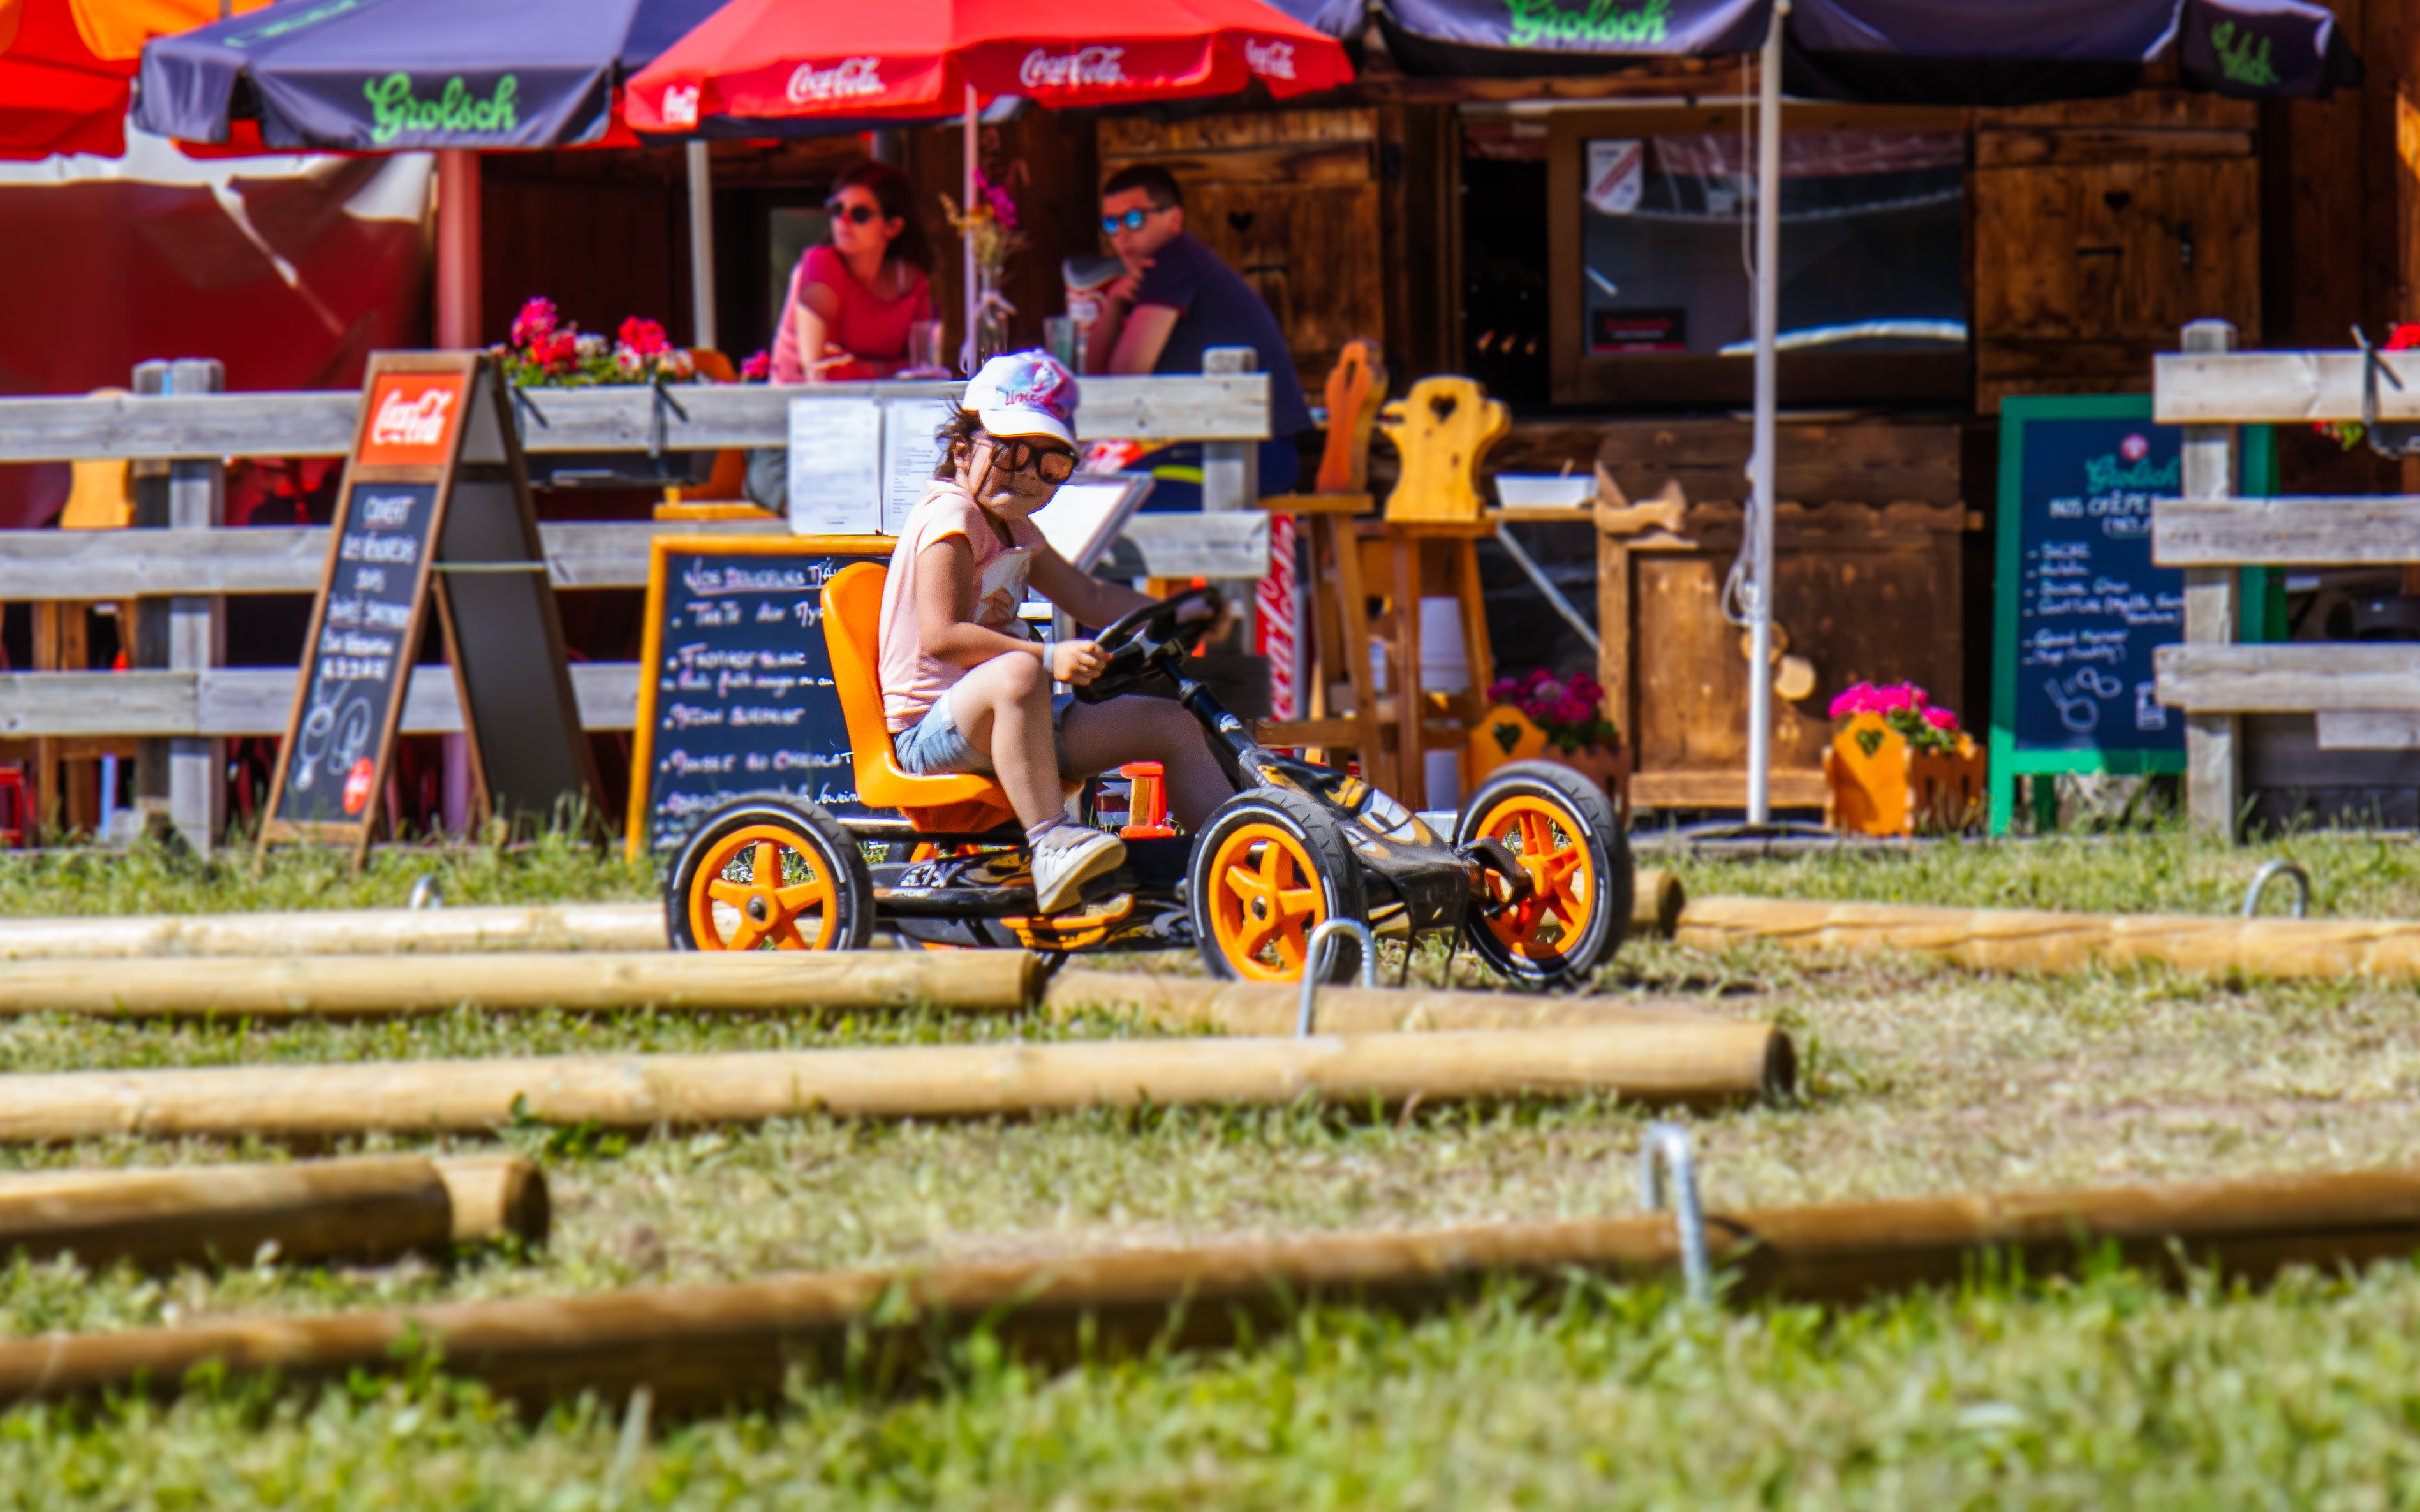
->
<box><xmin>357</xmin><ymin>371</ymin><xmax>467</xmax><ymax>467</ymax></box>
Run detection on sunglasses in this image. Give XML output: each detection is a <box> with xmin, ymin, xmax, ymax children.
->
<box><xmin>1100</xmin><ymin>205</ymin><xmax>1172</xmax><ymax>235</ymax></box>
<box><xmin>989</xmin><ymin>437</ymin><xmax>1077</xmax><ymax>485</ymax></box>
<box><xmin>825</xmin><ymin>198</ymin><xmax>881</xmax><ymax>224</ymax></box>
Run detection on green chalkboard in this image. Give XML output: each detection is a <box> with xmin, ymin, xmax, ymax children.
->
<box><xmin>1987</xmin><ymin>395</ymin><xmax>2274</xmax><ymax>833</ymax></box>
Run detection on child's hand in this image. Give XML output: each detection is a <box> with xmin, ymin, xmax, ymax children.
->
<box><xmin>1051</xmin><ymin>639</ymin><xmax>1108</xmax><ymax>685</ymax></box>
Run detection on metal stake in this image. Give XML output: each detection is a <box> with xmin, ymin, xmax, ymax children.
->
<box><xmin>2241</xmin><ymin>860</ymin><xmax>2312</xmax><ymax>920</ymax></box>
<box><xmin>1297</xmin><ymin>918</ymin><xmax>1378</xmax><ymax>1036</ymax></box>
<box><xmin>1638</xmin><ymin>1121</ymin><xmax>1710</xmax><ymax>1305</ymax></box>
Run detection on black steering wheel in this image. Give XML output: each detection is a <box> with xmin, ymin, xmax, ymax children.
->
<box><xmin>1072</xmin><ymin>585</ymin><xmax>1223</xmax><ymax>704</ymax></box>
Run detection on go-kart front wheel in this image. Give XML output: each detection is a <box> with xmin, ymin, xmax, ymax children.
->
<box><xmin>666</xmin><ymin>798</ymin><xmax>874</xmax><ymax>951</ymax></box>
<box><xmin>1189</xmin><ymin>789</ymin><xmax>1366</xmax><ymax>984</ymax></box>
<box><xmin>1456</xmin><ymin>760</ymin><xmax>1631</xmax><ymax>988</ymax></box>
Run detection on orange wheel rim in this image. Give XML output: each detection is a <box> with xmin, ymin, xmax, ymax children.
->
<box><xmin>1473</xmin><ymin>796</ymin><xmax>1595</xmax><ymax>960</ymax></box>
<box><xmin>685</xmin><ymin>824</ymin><xmax>841</xmax><ymax>950</ymax></box>
<box><xmin>1204</xmin><ymin>821</ymin><xmax>1328</xmax><ymax>982</ymax></box>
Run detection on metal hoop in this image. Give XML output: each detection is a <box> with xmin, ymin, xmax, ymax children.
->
<box><xmin>2241</xmin><ymin>860</ymin><xmax>2310</xmax><ymax>920</ymax></box>
<box><xmin>409</xmin><ymin>876</ymin><xmax>446</xmax><ymax>911</ymax></box>
<box><xmin>1638</xmin><ymin>1121</ymin><xmax>1711</xmax><ymax>1305</ymax></box>
<box><xmin>1297</xmin><ymin>918</ymin><xmax>1378</xmax><ymax>1037</ymax></box>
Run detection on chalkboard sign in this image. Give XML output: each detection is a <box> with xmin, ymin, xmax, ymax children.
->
<box><xmin>1988</xmin><ymin>395</ymin><xmax>2271</xmax><ymax>832</ymax></box>
<box><xmin>626</xmin><ymin>535</ymin><xmax>892</xmax><ymax>856</ymax></box>
<box><xmin>260</xmin><ymin>351</ymin><xmax>595</xmax><ymax>858</ymax></box>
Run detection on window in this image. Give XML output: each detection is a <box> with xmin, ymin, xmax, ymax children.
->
<box><xmin>1547</xmin><ymin>106</ymin><xmax>1970</xmax><ymax>407</ymax></box>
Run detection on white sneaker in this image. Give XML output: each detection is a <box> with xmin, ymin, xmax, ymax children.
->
<box><xmin>1031</xmin><ymin>828</ymin><xmax>1126</xmax><ymax>914</ymax></box>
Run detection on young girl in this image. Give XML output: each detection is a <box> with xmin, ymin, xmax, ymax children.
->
<box><xmin>876</xmin><ymin>352</ymin><xmax>1234</xmax><ymax>913</ymax></box>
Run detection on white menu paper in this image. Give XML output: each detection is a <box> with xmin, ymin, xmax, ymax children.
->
<box><xmin>880</xmin><ymin>393</ymin><xmax>955</xmax><ymax>527</ymax></box>
<box><xmin>786</xmin><ymin>396</ymin><xmax>883</xmax><ymax>535</ymax></box>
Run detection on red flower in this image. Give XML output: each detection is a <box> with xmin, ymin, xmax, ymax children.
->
<box><xmin>617</xmin><ymin>317</ymin><xmax>670</xmax><ymax>360</ymax></box>
<box><xmin>740</xmin><ymin>350</ymin><xmax>771</xmax><ymax>382</ymax></box>
<box><xmin>535</xmin><ymin>331</ymin><xmax>580</xmax><ymax>372</ymax></box>
<box><xmin>510</xmin><ymin>297</ymin><xmax>557</xmax><ymax>350</ymax></box>
<box><xmin>2387</xmin><ymin>323</ymin><xmax>2420</xmax><ymax>352</ymax></box>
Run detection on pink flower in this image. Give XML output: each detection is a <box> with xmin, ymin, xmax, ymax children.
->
<box><xmin>617</xmin><ymin>316</ymin><xmax>670</xmax><ymax>360</ymax></box>
<box><xmin>1487</xmin><ymin>676</ymin><xmax>1520</xmax><ymax>703</ymax></box>
<box><xmin>535</xmin><ymin>332</ymin><xmax>579</xmax><ymax>372</ymax></box>
<box><xmin>1923</xmin><ymin>707</ymin><xmax>1958</xmax><ymax>732</ymax></box>
<box><xmin>740</xmin><ymin>350</ymin><xmax>771</xmax><ymax>382</ymax></box>
<box><xmin>510</xmin><ymin>297</ymin><xmax>557</xmax><ymax>349</ymax></box>
<box><xmin>615</xmin><ymin>347</ymin><xmax>642</xmax><ymax>374</ymax></box>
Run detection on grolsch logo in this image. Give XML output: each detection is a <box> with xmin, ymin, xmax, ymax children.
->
<box><xmin>362</xmin><ymin>73</ymin><xmax>519</xmax><ymax>145</ymax></box>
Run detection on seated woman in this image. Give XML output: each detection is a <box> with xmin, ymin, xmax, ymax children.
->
<box><xmin>878</xmin><ymin>352</ymin><xmax>1234</xmax><ymax>913</ymax></box>
<box><xmin>772</xmin><ymin>160</ymin><xmax>933</xmax><ymax>383</ymax></box>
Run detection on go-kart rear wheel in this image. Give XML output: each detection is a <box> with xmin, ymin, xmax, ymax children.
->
<box><xmin>1457</xmin><ymin>760</ymin><xmax>1631</xmax><ymax>988</ymax></box>
<box><xmin>666</xmin><ymin>799</ymin><xmax>874</xmax><ymax>951</ymax></box>
<box><xmin>1190</xmin><ymin>788</ymin><xmax>1366</xmax><ymax>984</ymax></box>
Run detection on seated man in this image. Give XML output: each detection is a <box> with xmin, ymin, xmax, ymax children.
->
<box><xmin>877</xmin><ymin>351</ymin><xmax>1236</xmax><ymax>913</ymax></box>
<box><xmin>1084</xmin><ymin>163</ymin><xmax>1311</xmax><ymax>507</ymax></box>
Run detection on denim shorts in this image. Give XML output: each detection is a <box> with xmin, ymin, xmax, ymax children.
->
<box><xmin>893</xmin><ymin>690</ymin><xmax>1077</xmax><ymax>779</ymax></box>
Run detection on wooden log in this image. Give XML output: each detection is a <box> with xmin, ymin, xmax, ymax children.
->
<box><xmin>0</xmin><ymin>948</ymin><xmax>1035</xmax><ymax>1020</ymax></box>
<box><xmin>0</xmin><ymin>904</ymin><xmax>665</xmax><ymax>960</ymax></box>
<box><xmin>0</xmin><ymin>1155</ymin><xmax>545</xmax><ymax>1270</ymax></box>
<box><xmin>1633</xmin><ymin>867</ymin><xmax>1685</xmax><ymax>937</ymax></box>
<box><xmin>1676</xmin><ymin>895</ymin><xmax>2420</xmax><ymax>981</ymax></box>
<box><xmin>4</xmin><ymin>1166</ymin><xmax>2414</xmax><ymax>1407</ymax></box>
<box><xmin>0</xmin><ymin>1025</ymin><xmax>1786</xmax><ymax>1145</ymax></box>
<box><xmin>1042</xmin><ymin>969</ymin><xmax>1743</xmax><ymax>1039</ymax></box>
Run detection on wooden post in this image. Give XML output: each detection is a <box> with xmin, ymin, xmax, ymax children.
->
<box><xmin>131</xmin><ymin>358</ymin><xmax>226</xmax><ymax>853</ymax></box>
<box><xmin>2179</xmin><ymin>321</ymin><xmax>2240</xmax><ymax>837</ymax></box>
<box><xmin>1202</xmin><ymin>346</ymin><xmax>1261</xmax><ymax>654</ymax></box>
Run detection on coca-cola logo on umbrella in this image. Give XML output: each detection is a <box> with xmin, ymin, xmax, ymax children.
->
<box><xmin>788</xmin><ymin>56</ymin><xmax>885</xmax><ymax>103</ymax></box>
<box><xmin>1019</xmin><ymin>45</ymin><xmax>1127</xmax><ymax>91</ymax></box>
<box><xmin>1243</xmin><ymin>39</ymin><xmax>1295</xmax><ymax>78</ymax></box>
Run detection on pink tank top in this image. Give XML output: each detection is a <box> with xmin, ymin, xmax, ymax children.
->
<box><xmin>771</xmin><ymin>246</ymin><xmax>933</xmax><ymax>383</ymax></box>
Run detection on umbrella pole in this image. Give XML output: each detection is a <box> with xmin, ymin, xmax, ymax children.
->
<box><xmin>963</xmin><ymin>84</ymin><xmax>978</xmax><ymax>375</ymax></box>
<box><xmin>1744</xmin><ymin>6</ymin><xmax>1785</xmax><ymax>826</ymax></box>
<box><xmin>686</xmin><ymin>141</ymin><xmax>718</xmax><ymax>353</ymax></box>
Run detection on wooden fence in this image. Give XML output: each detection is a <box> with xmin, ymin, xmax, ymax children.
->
<box><xmin>2152</xmin><ymin>322</ymin><xmax>2420</xmax><ymax>834</ymax></box>
<box><xmin>0</xmin><ymin>372</ymin><xmax>1273</xmax><ymax>845</ymax></box>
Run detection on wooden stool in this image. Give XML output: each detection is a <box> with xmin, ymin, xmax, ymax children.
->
<box><xmin>1257</xmin><ymin>341</ymin><xmax>1388</xmax><ymax>781</ymax></box>
<box><xmin>1370</xmin><ymin>376</ymin><xmax>1510</xmax><ymax>811</ymax></box>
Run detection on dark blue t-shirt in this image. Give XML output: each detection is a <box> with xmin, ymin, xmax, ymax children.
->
<box><xmin>1131</xmin><ymin>233</ymin><xmax>1312</xmax><ymax>439</ymax></box>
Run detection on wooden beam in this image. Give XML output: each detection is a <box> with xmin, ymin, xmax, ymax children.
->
<box><xmin>8</xmin><ymin>1167</ymin><xmax>2420</xmax><ymax>1406</ymax></box>
<box><xmin>0</xmin><ymin>663</ymin><xmax>641</xmax><ymax>738</ymax></box>
<box><xmin>0</xmin><ymin>1025</ymin><xmax>1792</xmax><ymax>1144</ymax></box>
<box><xmin>2155</xmin><ymin>643</ymin><xmax>2420</xmax><ymax>713</ymax></box>
<box><xmin>0</xmin><ymin>949</ymin><xmax>1038</xmax><ymax>1021</ymax></box>
<box><xmin>0</xmin><ymin>376</ymin><xmax>1274</xmax><ymax>465</ymax></box>
<box><xmin>2153</xmin><ymin>350</ymin><xmax>2420</xmax><ymax>424</ymax></box>
<box><xmin>0</xmin><ymin>903</ymin><xmax>663</xmax><ymax>960</ymax></box>
<box><xmin>2154</xmin><ymin>496</ymin><xmax>2420</xmax><ymax>566</ymax></box>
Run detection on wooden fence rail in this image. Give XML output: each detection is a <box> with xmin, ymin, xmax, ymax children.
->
<box><xmin>2150</xmin><ymin>329</ymin><xmax>2420</xmax><ymax>833</ymax></box>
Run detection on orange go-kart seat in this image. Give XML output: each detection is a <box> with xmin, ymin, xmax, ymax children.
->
<box><xmin>822</xmin><ymin>561</ymin><xmax>1021</xmax><ymax>834</ymax></box>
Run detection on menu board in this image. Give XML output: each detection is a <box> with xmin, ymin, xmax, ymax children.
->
<box><xmin>1988</xmin><ymin>395</ymin><xmax>2271</xmax><ymax>832</ymax></box>
<box><xmin>274</xmin><ymin>480</ymin><xmax>437</xmax><ymax>826</ymax></box>
<box><xmin>627</xmin><ymin>536</ymin><xmax>891</xmax><ymax>856</ymax></box>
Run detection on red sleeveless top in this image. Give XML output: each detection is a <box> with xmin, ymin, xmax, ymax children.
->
<box><xmin>770</xmin><ymin>246</ymin><xmax>933</xmax><ymax>383</ymax></box>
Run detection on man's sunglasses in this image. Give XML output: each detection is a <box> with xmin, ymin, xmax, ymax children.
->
<box><xmin>991</xmin><ymin>438</ymin><xmax>1077</xmax><ymax>484</ymax></box>
<box><xmin>825</xmin><ymin>198</ymin><xmax>881</xmax><ymax>224</ymax></box>
<box><xmin>1100</xmin><ymin>205</ymin><xmax>1172</xmax><ymax>235</ymax></box>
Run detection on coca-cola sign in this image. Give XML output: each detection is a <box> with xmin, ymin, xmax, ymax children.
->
<box><xmin>786</xmin><ymin>56</ymin><xmax>885</xmax><ymax>104</ymax></box>
<box><xmin>1017</xmin><ymin>45</ymin><xmax>1128</xmax><ymax>91</ymax></box>
<box><xmin>1243</xmin><ymin>39</ymin><xmax>1297</xmax><ymax>79</ymax></box>
<box><xmin>660</xmin><ymin>84</ymin><xmax>700</xmax><ymax>129</ymax></box>
<box><xmin>357</xmin><ymin>373</ymin><xmax>466</xmax><ymax>467</ymax></box>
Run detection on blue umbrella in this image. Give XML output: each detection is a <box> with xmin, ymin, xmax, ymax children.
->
<box><xmin>133</xmin><ymin>0</ymin><xmax>730</xmax><ymax>151</ymax></box>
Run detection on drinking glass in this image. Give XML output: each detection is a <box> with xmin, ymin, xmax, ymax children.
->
<box><xmin>901</xmin><ymin>319</ymin><xmax>947</xmax><ymax>378</ymax></box>
<box><xmin>1044</xmin><ymin>315</ymin><xmax>1079</xmax><ymax>372</ymax></box>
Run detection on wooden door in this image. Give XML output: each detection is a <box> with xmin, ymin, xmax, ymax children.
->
<box><xmin>1098</xmin><ymin>110</ymin><xmax>1384</xmax><ymax>396</ymax></box>
<box><xmin>1972</xmin><ymin>92</ymin><xmax>2261</xmax><ymax>411</ymax></box>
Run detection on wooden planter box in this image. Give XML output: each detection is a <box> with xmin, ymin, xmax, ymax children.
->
<box><xmin>1823</xmin><ymin>713</ymin><xmax>1986</xmax><ymax>836</ymax></box>
<box><xmin>1467</xmin><ymin>703</ymin><xmax>1632</xmax><ymax>821</ymax></box>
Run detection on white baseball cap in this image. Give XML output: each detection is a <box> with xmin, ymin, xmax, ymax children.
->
<box><xmin>962</xmin><ymin>350</ymin><xmax>1079</xmax><ymax>448</ymax></box>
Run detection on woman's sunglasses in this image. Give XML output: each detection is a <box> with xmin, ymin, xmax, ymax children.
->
<box><xmin>1100</xmin><ymin>205</ymin><xmax>1171</xmax><ymax>235</ymax></box>
<box><xmin>825</xmin><ymin>199</ymin><xmax>881</xmax><ymax>224</ymax></box>
<box><xmin>991</xmin><ymin>438</ymin><xmax>1077</xmax><ymax>485</ymax></box>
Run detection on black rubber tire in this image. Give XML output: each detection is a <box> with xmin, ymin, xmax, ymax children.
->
<box><xmin>1455</xmin><ymin>760</ymin><xmax>1631</xmax><ymax>988</ymax></box>
<box><xmin>1188</xmin><ymin>787</ymin><xmax>1368</xmax><ymax>984</ymax></box>
<box><xmin>664</xmin><ymin>797</ymin><xmax>875</xmax><ymax>952</ymax></box>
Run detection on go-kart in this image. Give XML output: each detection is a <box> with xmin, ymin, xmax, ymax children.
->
<box><xmin>664</xmin><ymin>561</ymin><xmax>1632</xmax><ymax>986</ymax></box>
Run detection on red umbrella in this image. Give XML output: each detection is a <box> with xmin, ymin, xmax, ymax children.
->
<box><xmin>0</xmin><ymin>0</ymin><xmax>269</xmax><ymax>159</ymax></box>
<box><xmin>626</xmin><ymin>0</ymin><xmax>1350</xmax><ymax>367</ymax></box>
<box><xmin>624</xmin><ymin>0</ymin><xmax>1352</xmax><ymax>131</ymax></box>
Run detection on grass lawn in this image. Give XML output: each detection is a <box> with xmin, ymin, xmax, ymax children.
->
<box><xmin>3</xmin><ymin>828</ymin><xmax>2419</xmax><ymax>1506</ymax></box>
